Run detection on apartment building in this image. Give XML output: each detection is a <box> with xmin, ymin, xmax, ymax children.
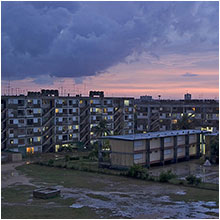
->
<box><xmin>1</xmin><ymin>90</ymin><xmax>134</xmax><ymax>155</ymax></box>
<box><xmin>102</xmin><ymin>129</ymin><xmax>208</xmax><ymax>169</ymax></box>
<box><xmin>136</xmin><ymin>94</ymin><xmax>219</xmax><ymax>133</ymax></box>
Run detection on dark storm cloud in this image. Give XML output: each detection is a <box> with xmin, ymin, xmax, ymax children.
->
<box><xmin>2</xmin><ymin>1</ymin><xmax>219</xmax><ymax>81</ymax></box>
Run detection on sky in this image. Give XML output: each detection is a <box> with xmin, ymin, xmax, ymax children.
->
<box><xmin>1</xmin><ymin>1</ymin><xmax>219</xmax><ymax>99</ymax></box>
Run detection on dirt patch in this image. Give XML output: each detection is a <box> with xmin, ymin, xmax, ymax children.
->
<box><xmin>1</xmin><ymin>162</ymin><xmax>35</xmax><ymax>188</ymax></box>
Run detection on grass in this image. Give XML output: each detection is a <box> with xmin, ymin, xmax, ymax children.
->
<box><xmin>1</xmin><ymin>205</ymin><xmax>100</xmax><ymax>219</ymax></box>
<box><xmin>169</xmin><ymin>186</ymin><xmax>219</xmax><ymax>203</ymax></box>
<box><xmin>2</xmin><ymin>163</ymin><xmax>218</xmax><ymax>219</ymax></box>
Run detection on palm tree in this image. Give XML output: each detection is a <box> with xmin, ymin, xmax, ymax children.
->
<box><xmin>176</xmin><ymin>113</ymin><xmax>195</xmax><ymax>130</ymax></box>
<box><xmin>94</xmin><ymin>120</ymin><xmax>111</xmax><ymax>138</ymax></box>
<box><xmin>93</xmin><ymin>120</ymin><xmax>111</xmax><ymax>166</ymax></box>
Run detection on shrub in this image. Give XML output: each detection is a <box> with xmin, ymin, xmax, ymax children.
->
<box><xmin>48</xmin><ymin>159</ymin><xmax>54</xmax><ymax>166</ymax></box>
<box><xmin>70</xmin><ymin>156</ymin><xmax>80</xmax><ymax>160</ymax></box>
<box><xmin>159</xmin><ymin>169</ymin><xmax>176</xmax><ymax>182</ymax></box>
<box><xmin>186</xmin><ymin>174</ymin><xmax>201</xmax><ymax>185</ymax></box>
<box><xmin>127</xmin><ymin>165</ymin><xmax>149</xmax><ymax>180</ymax></box>
<box><xmin>65</xmin><ymin>155</ymin><xmax>70</xmax><ymax>162</ymax></box>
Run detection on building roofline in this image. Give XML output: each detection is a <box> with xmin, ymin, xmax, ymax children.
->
<box><xmin>100</xmin><ymin>130</ymin><xmax>210</xmax><ymax>141</ymax></box>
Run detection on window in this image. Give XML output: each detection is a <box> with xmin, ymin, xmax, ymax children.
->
<box><xmin>58</xmin><ymin>126</ymin><xmax>62</xmax><ymax>131</ymax></box>
<box><xmin>134</xmin><ymin>141</ymin><xmax>143</xmax><ymax>148</ymax></box>
<box><xmin>14</xmin><ymin>119</ymin><xmax>18</xmax><ymax>124</ymax></box>
<box><xmin>164</xmin><ymin>149</ymin><xmax>171</xmax><ymax>155</ymax></box>
<box><xmin>107</xmin><ymin>107</ymin><xmax>113</xmax><ymax>112</ymax></box>
<box><xmin>177</xmin><ymin>136</ymin><xmax>184</xmax><ymax>142</ymax></box>
<box><xmin>79</xmin><ymin>100</ymin><xmax>83</xmax><ymax>104</ymax></box>
<box><xmin>58</xmin><ymin>117</ymin><xmax>63</xmax><ymax>122</ymax></box>
<box><xmin>72</xmin><ymin>116</ymin><xmax>78</xmax><ymax>121</ymax></box>
<box><xmin>73</xmin><ymin>125</ymin><xmax>79</xmax><ymax>130</ymax></box>
<box><xmin>68</xmin><ymin>125</ymin><xmax>72</xmax><ymax>130</ymax></box>
<box><xmin>177</xmin><ymin>148</ymin><xmax>183</xmax><ymax>153</ymax></box>
<box><xmin>124</xmin><ymin>100</ymin><xmax>129</xmax><ymax>106</ymax></box>
<box><xmin>33</xmin><ymin>118</ymin><xmax>38</xmax><ymax>123</ymax></box>
<box><xmin>134</xmin><ymin>153</ymin><xmax>143</xmax><ymax>160</ymax></box>
<box><xmin>33</xmin><ymin>99</ymin><xmax>38</xmax><ymax>104</ymax></box>
<box><xmin>164</xmin><ymin>137</ymin><xmax>171</xmax><ymax>143</ymax></box>
<box><xmin>73</xmin><ymin>108</ymin><xmax>77</xmax><ymax>113</ymax></box>
<box><xmin>58</xmin><ymin>135</ymin><xmax>62</xmax><ymax>140</ymax></box>
<box><xmin>108</xmin><ymin>115</ymin><xmax>113</xmax><ymax>120</ymax></box>
<box><xmin>189</xmin><ymin>135</ymin><xmax>196</xmax><ymax>141</ymax></box>
<box><xmin>33</xmin><ymin>108</ymin><xmax>41</xmax><ymax>114</ymax></box>
<box><xmin>55</xmin><ymin>108</ymin><xmax>59</xmax><ymax>113</ymax></box>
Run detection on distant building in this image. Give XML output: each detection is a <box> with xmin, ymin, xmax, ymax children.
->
<box><xmin>184</xmin><ymin>93</ymin><xmax>192</xmax><ymax>100</ymax></box>
<box><xmin>102</xmin><ymin>130</ymin><xmax>209</xmax><ymax>169</ymax></box>
<box><xmin>140</xmin><ymin>95</ymin><xmax>153</xmax><ymax>101</ymax></box>
<box><xmin>1</xmin><ymin>90</ymin><xmax>134</xmax><ymax>155</ymax></box>
<box><xmin>135</xmin><ymin>97</ymin><xmax>219</xmax><ymax>133</ymax></box>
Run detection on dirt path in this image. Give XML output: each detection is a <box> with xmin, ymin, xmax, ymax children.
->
<box><xmin>1</xmin><ymin>162</ymin><xmax>35</xmax><ymax>188</ymax></box>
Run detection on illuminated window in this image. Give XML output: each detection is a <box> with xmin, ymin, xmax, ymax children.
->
<box><xmin>103</xmin><ymin>108</ymin><xmax>107</xmax><ymax>113</ymax></box>
<box><xmin>26</xmin><ymin>147</ymin><xmax>34</xmax><ymax>154</ymax></box>
<box><xmin>172</xmin><ymin>119</ymin><xmax>177</xmax><ymax>124</ymax></box>
<box><xmin>69</xmin><ymin>134</ymin><xmax>72</xmax><ymax>138</ymax></box>
<box><xmin>90</xmin><ymin>100</ymin><xmax>93</xmax><ymax>104</ymax></box>
<box><xmin>90</xmin><ymin>108</ymin><xmax>93</xmax><ymax>112</ymax></box>
<box><xmin>68</xmin><ymin>125</ymin><xmax>72</xmax><ymax>130</ymax></box>
<box><xmin>37</xmin><ymin>137</ymin><xmax>41</xmax><ymax>142</ymax></box>
<box><xmin>73</xmin><ymin>125</ymin><xmax>79</xmax><ymax>129</ymax></box>
<box><xmin>79</xmin><ymin>100</ymin><xmax>83</xmax><ymax>104</ymax></box>
<box><xmin>90</xmin><ymin>132</ymin><xmax>94</xmax><ymax>135</ymax></box>
<box><xmin>192</xmin><ymin>107</ymin><xmax>196</xmax><ymax>111</ymax></box>
<box><xmin>55</xmin><ymin>108</ymin><xmax>59</xmax><ymax>113</ymax></box>
<box><xmin>10</xmin><ymin>140</ymin><xmax>14</xmax><ymax>144</ymax></box>
<box><xmin>124</xmin><ymin>100</ymin><xmax>129</xmax><ymax>106</ymax></box>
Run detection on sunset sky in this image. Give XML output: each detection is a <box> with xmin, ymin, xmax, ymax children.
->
<box><xmin>1</xmin><ymin>1</ymin><xmax>219</xmax><ymax>99</ymax></box>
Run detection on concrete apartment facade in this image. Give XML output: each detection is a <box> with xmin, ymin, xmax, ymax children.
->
<box><xmin>1</xmin><ymin>90</ymin><xmax>134</xmax><ymax>155</ymax></box>
<box><xmin>102</xmin><ymin>130</ymin><xmax>208</xmax><ymax>169</ymax></box>
<box><xmin>135</xmin><ymin>94</ymin><xmax>219</xmax><ymax>133</ymax></box>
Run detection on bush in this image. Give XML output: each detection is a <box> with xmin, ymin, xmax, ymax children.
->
<box><xmin>127</xmin><ymin>165</ymin><xmax>149</xmax><ymax>180</ymax></box>
<box><xmin>70</xmin><ymin>156</ymin><xmax>80</xmax><ymax>160</ymax></box>
<box><xmin>186</xmin><ymin>174</ymin><xmax>201</xmax><ymax>185</ymax></box>
<box><xmin>48</xmin><ymin>159</ymin><xmax>54</xmax><ymax>166</ymax></box>
<box><xmin>159</xmin><ymin>169</ymin><xmax>176</xmax><ymax>182</ymax></box>
<box><xmin>65</xmin><ymin>155</ymin><xmax>70</xmax><ymax>162</ymax></box>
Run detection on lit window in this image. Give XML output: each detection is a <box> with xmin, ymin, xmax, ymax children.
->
<box><xmin>90</xmin><ymin>100</ymin><xmax>93</xmax><ymax>104</ymax></box>
<box><xmin>172</xmin><ymin>119</ymin><xmax>177</xmax><ymax>124</ymax></box>
<box><xmin>79</xmin><ymin>100</ymin><xmax>83</xmax><ymax>104</ymax></box>
<box><xmin>90</xmin><ymin>132</ymin><xmax>94</xmax><ymax>135</ymax></box>
<box><xmin>68</xmin><ymin>125</ymin><xmax>72</xmax><ymax>130</ymax></box>
<box><xmin>124</xmin><ymin>100</ymin><xmax>129</xmax><ymax>106</ymax></box>
<box><xmin>55</xmin><ymin>108</ymin><xmax>59</xmax><ymax>113</ymax></box>
<box><xmin>37</xmin><ymin>137</ymin><xmax>41</xmax><ymax>142</ymax></box>
<box><xmin>192</xmin><ymin>107</ymin><xmax>196</xmax><ymax>111</ymax></box>
<box><xmin>103</xmin><ymin>108</ymin><xmax>107</xmax><ymax>113</ymax></box>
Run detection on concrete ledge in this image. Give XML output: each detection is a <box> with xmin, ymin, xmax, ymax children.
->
<box><xmin>33</xmin><ymin>188</ymin><xmax>60</xmax><ymax>199</ymax></box>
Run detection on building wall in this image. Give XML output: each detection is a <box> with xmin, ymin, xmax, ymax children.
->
<box><xmin>1</xmin><ymin>91</ymin><xmax>134</xmax><ymax>155</ymax></box>
<box><xmin>136</xmin><ymin>100</ymin><xmax>219</xmax><ymax>133</ymax></box>
<box><xmin>108</xmin><ymin>132</ymin><xmax>202</xmax><ymax>168</ymax></box>
<box><xmin>110</xmin><ymin>139</ymin><xmax>134</xmax><ymax>167</ymax></box>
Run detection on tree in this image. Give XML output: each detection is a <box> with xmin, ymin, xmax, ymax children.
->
<box><xmin>94</xmin><ymin>120</ymin><xmax>111</xmax><ymax>138</ymax></box>
<box><xmin>210</xmin><ymin>136</ymin><xmax>219</xmax><ymax>164</ymax></box>
<box><xmin>176</xmin><ymin>113</ymin><xmax>194</xmax><ymax>130</ymax></box>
